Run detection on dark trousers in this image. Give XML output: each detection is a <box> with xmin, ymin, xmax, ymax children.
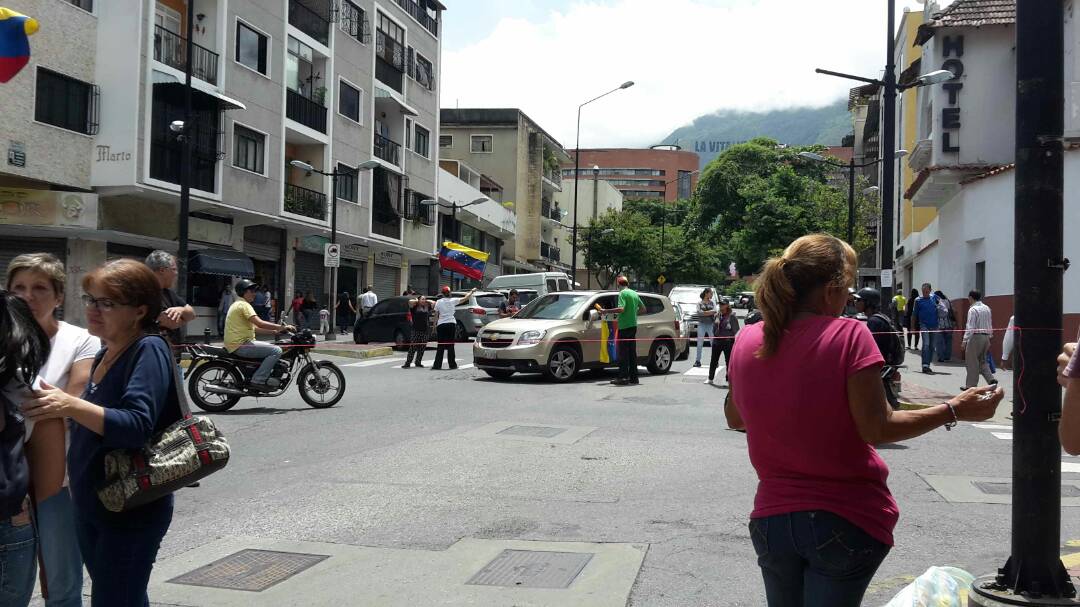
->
<box><xmin>433</xmin><ymin>323</ymin><xmax>457</xmax><ymax>368</ymax></box>
<box><xmin>406</xmin><ymin>328</ymin><xmax>429</xmax><ymax>365</ymax></box>
<box><xmin>617</xmin><ymin>326</ymin><xmax>638</xmax><ymax>381</ymax></box>
<box><xmin>75</xmin><ymin>499</ymin><xmax>173</xmax><ymax>607</ymax></box>
<box><xmin>749</xmin><ymin>511</ymin><xmax>889</xmax><ymax>607</ymax></box>
<box><xmin>907</xmin><ymin>326</ymin><xmax>919</xmax><ymax>349</ymax></box>
<box><xmin>709</xmin><ymin>337</ymin><xmax>733</xmax><ymax>381</ymax></box>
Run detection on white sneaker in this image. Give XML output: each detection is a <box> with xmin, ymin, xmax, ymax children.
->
<box><xmin>704</xmin><ymin>378</ymin><xmax>713</xmax><ymax>385</ymax></box>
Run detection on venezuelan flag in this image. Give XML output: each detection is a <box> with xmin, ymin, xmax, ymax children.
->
<box><xmin>0</xmin><ymin>8</ymin><xmax>37</xmax><ymax>83</ymax></box>
<box><xmin>439</xmin><ymin>241</ymin><xmax>489</xmax><ymax>281</ymax></box>
<box><xmin>599</xmin><ymin>318</ymin><xmax>618</xmax><ymax>364</ymax></box>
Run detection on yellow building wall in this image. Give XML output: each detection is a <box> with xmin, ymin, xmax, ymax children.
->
<box><xmin>899</xmin><ymin>11</ymin><xmax>938</xmax><ymax>239</ymax></box>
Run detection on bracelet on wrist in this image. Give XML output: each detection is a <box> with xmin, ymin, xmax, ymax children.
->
<box><xmin>943</xmin><ymin>401</ymin><xmax>959</xmax><ymax>431</ymax></box>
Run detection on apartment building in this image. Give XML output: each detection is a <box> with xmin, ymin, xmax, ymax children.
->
<box><xmin>0</xmin><ymin>0</ymin><xmax>445</xmax><ymax>334</ymax></box>
<box><xmin>436</xmin><ymin>159</ymin><xmax>515</xmax><ymax>288</ymax></box>
<box><xmin>553</xmin><ymin>178</ymin><xmax>623</xmax><ymax>287</ymax></box>
<box><xmin>439</xmin><ymin>108</ymin><xmax>571</xmax><ymax>275</ymax></box>
<box><xmin>562</xmin><ymin>145</ymin><xmax>699</xmax><ymax>203</ymax></box>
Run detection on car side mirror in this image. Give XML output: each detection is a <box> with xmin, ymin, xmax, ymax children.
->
<box><xmin>588</xmin><ymin>310</ymin><xmax>600</xmax><ymax>322</ymax></box>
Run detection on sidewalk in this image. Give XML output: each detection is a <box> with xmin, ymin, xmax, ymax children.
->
<box><xmin>897</xmin><ymin>348</ymin><xmax>1013</xmax><ymax>423</ymax></box>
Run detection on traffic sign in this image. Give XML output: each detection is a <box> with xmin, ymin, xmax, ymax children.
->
<box><xmin>657</xmin><ymin>274</ymin><xmax>666</xmax><ymax>286</ymax></box>
<box><xmin>324</xmin><ymin>243</ymin><xmax>341</xmax><ymax>268</ymax></box>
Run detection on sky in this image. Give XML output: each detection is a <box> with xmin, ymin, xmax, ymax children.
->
<box><xmin>440</xmin><ymin>0</ymin><xmax>940</xmax><ymax>149</ymax></box>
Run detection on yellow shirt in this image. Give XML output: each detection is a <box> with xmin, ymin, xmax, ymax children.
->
<box><xmin>224</xmin><ymin>300</ymin><xmax>258</xmax><ymax>352</ymax></box>
<box><xmin>893</xmin><ymin>294</ymin><xmax>907</xmax><ymax>312</ymax></box>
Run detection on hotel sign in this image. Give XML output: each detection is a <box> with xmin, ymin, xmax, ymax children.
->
<box><xmin>940</xmin><ymin>35</ymin><xmax>964</xmax><ymax>154</ymax></box>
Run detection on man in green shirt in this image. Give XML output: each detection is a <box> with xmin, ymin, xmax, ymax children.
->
<box><xmin>601</xmin><ymin>275</ymin><xmax>643</xmax><ymax>386</ymax></box>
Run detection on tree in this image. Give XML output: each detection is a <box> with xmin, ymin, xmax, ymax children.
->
<box><xmin>575</xmin><ymin>210</ymin><xmax>657</xmax><ymax>289</ymax></box>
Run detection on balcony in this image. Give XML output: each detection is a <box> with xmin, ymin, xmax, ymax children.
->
<box><xmin>375</xmin><ymin>29</ymin><xmax>406</xmax><ymax>93</ymax></box>
<box><xmin>288</xmin><ymin>0</ymin><xmax>330</xmax><ymax>46</ymax></box>
<box><xmin>908</xmin><ymin>137</ymin><xmax>933</xmax><ymax>173</ymax></box>
<box><xmin>540</xmin><ymin>200</ymin><xmax>563</xmax><ymax>222</ymax></box>
<box><xmin>154</xmin><ymin>25</ymin><xmax>219</xmax><ymax>85</ymax></box>
<box><xmin>284</xmin><ymin>183</ymin><xmax>327</xmax><ymax>220</ymax></box>
<box><xmin>543</xmin><ymin>168</ymin><xmax>562</xmax><ymax>190</ymax></box>
<box><xmin>392</xmin><ymin>0</ymin><xmax>439</xmax><ymax>36</ymax></box>
<box><xmin>374</xmin><ymin>133</ymin><xmax>402</xmax><ymax>166</ymax></box>
<box><xmin>540</xmin><ymin>242</ymin><xmax>562</xmax><ymax>263</ymax></box>
<box><xmin>286</xmin><ymin>88</ymin><xmax>327</xmax><ymax>134</ymax></box>
<box><xmin>372</xmin><ymin>167</ymin><xmax>402</xmax><ymax>239</ymax></box>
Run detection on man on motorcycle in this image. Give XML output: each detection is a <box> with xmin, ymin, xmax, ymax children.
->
<box><xmin>225</xmin><ymin>279</ymin><xmax>295</xmax><ymax>392</ymax></box>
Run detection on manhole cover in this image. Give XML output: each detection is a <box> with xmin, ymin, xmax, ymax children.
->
<box><xmin>498</xmin><ymin>425</ymin><xmax>567</xmax><ymax>438</ymax></box>
<box><xmin>466</xmin><ymin>549</ymin><xmax>593</xmax><ymax>589</ymax></box>
<box><xmin>168</xmin><ymin>549</ymin><xmax>329</xmax><ymax>592</ymax></box>
<box><xmin>974</xmin><ymin>482</ymin><xmax>1080</xmax><ymax>497</ymax></box>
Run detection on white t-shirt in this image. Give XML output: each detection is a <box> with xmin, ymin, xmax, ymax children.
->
<box><xmin>434</xmin><ymin>297</ymin><xmax>458</xmax><ymax>325</ymax></box>
<box><xmin>20</xmin><ymin>322</ymin><xmax>100</xmax><ymax>440</ymax></box>
<box><xmin>360</xmin><ymin>291</ymin><xmax>378</xmax><ymax>308</ymax></box>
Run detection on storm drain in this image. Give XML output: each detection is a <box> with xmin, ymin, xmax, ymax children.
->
<box><xmin>466</xmin><ymin>549</ymin><xmax>594</xmax><ymax>589</ymax></box>
<box><xmin>497</xmin><ymin>425</ymin><xmax>567</xmax><ymax>438</ymax></box>
<box><xmin>167</xmin><ymin>549</ymin><xmax>329</xmax><ymax>592</ymax></box>
<box><xmin>974</xmin><ymin>482</ymin><xmax>1080</xmax><ymax>497</ymax></box>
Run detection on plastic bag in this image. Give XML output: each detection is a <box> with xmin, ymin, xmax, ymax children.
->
<box><xmin>882</xmin><ymin>566</ymin><xmax>975</xmax><ymax>607</ymax></box>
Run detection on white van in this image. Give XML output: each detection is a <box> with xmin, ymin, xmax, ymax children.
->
<box><xmin>487</xmin><ymin>272</ymin><xmax>574</xmax><ymax>298</ymax></box>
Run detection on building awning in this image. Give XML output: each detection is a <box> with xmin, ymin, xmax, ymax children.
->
<box><xmin>188</xmin><ymin>249</ymin><xmax>255</xmax><ymax>278</ymax></box>
<box><xmin>152</xmin><ymin>70</ymin><xmax>247</xmax><ymax>111</ymax></box>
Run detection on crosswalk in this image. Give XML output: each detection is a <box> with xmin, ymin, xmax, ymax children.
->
<box><xmin>344</xmin><ymin>357</ymin><xmax>473</xmax><ymax>371</ymax></box>
<box><xmin>972</xmin><ymin>422</ymin><xmax>1080</xmax><ymax>471</ymax></box>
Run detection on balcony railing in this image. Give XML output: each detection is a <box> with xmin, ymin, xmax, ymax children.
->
<box><xmin>288</xmin><ymin>0</ymin><xmax>330</xmax><ymax>46</ymax></box>
<box><xmin>373</xmin><ymin>134</ymin><xmax>401</xmax><ymax>165</ymax></box>
<box><xmin>539</xmin><ymin>242</ymin><xmax>562</xmax><ymax>263</ymax></box>
<box><xmin>544</xmin><ymin>168</ymin><xmax>562</xmax><ymax>187</ymax></box>
<box><xmin>284</xmin><ymin>183</ymin><xmax>327</xmax><ymax>220</ymax></box>
<box><xmin>154</xmin><ymin>25</ymin><xmax>219</xmax><ymax>85</ymax></box>
<box><xmin>392</xmin><ymin>0</ymin><xmax>439</xmax><ymax>36</ymax></box>
<box><xmin>286</xmin><ymin>88</ymin><xmax>327</xmax><ymax>133</ymax></box>
<box><xmin>375</xmin><ymin>29</ymin><xmax>406</xmax><ymax>92</ymax></box>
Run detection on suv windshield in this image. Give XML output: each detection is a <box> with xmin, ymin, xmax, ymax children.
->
<box><xmin>516</xmin><ymin>294</ymin><xmax>589</xmax><ymax>320</ymax></box>
<box><xmin>476</xmin><ymin>295</ymin><xmax>505</xmax><ymax>309</ymax></box>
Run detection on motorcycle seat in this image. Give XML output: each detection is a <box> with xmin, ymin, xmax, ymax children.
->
<box><xmin>200</xmin><ymin>346</ymin><xmax>230</xmax><ymax>357</ymax></box>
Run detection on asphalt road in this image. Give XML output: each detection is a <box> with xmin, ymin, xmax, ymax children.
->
<box><xmin>140</xmin><ymin>339</ymin><xmax>1080</xmax><ymax>606</ymax></box>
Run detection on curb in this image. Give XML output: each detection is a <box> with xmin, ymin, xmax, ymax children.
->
<box><xmin>313</xmin><ymin>346</ymin><xmax>394</xmax><ymax>360</ymax></box>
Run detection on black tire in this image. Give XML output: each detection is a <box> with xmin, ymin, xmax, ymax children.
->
<box><xmin>455</xmin><ymin>321</ymin><xmax>468</xmax><ymax>342</ymax></box>
<box><xmin>354</xmin><ymin>324</ymin><xmax>368</xmax><ymax>344</ymax></box>
<box><xmin>544</xmin><ymin>344</ymin><xmax>581</xmax><ymax>382</ymax></box>
<box><xmin>647</xmin><ymin>339</ymin><xmax>675</xmax><ymax>375</ymax></box>
<box><xmin>188</xmin><ymin>361</ymin><xmax>243</xmax><ymax>412</ymax></box>
<box><xmin>298</xmin><ymin>362</ymin><xmax>346</xmax><ymax>408</ymax></box>
<box><xmin>484</xmin><ymin>369</ymin><xmax>515</xmax><ymax>380</ymax></box>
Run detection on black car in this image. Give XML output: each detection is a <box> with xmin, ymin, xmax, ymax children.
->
<box><xmin>353</xmin><ymin>296</ymin><xmax>426</xmax><ymax>348</ymax></box>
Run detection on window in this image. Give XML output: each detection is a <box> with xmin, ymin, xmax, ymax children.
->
<box><xmin>677</xmin><ymin>170</ymin><xmax>693</xmax><ymax>200</ymax></box>
<box><xmin>641</xmin><ymin>296</ymin><xmax>666</xmax><ymax>316</ymax></box>
<box><xmin>471</xmin><ymin>135</ymin><xmax>493</xmax><ymax>153</ymax></box>
<box><xmin>412</xmin><ymin>50</ymin><xmax>434</xmax><ymax>90</ymax></box>
<box><xmin>232</xmin><ymin>124</ymin><xmax>265</xmax><ymax>174</ymax></box>
<box><xmin>414</xmin><ymin>125</ymin><xmax>430</xmax><ymax>158</ymax></box>
<box><xmin>64</xmin><ymin>0</ymin><xmax>93</xmax><ymax>11</ymax></box>
<box><xmin>439</xmin><ymin>134</ymin><xmax>453</xmax><ymax>148</ymax></box>
<box><xmin>403</xmin><ymin>190</ymin><xmax>420</xmax><ymax>220</ymax></box>
<box><xmin>975</xmin><ymin>261</ymin><xmax>986</xmax><ymax>295</ymax></box>
<box><xmin>336</xmin><ymin>163</ymin><xmax>358</xmax><ymax>202</ymax></box>
<box><xmin>236</xmin><ymin>21</ymin><xmax>268</xmax><ymax>75</ymax></box>
<box><xmin>35</xmin><ymin>68</ymin><xmax>97</xmax><ymax>135</ymax></box>
<box><xmin>339</xmin><ymin>80</ymin><xmax>361</xmax><ymax>123</ymax></box>
<box><xmin>339</xmin><ymin>0</ymin><xmax>369</xmax><ymax>43</ymax></box>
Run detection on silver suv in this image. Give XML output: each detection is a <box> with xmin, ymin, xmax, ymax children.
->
<box><xmin>473</xmin><ymin>291</ymin><xmax>688</xmax><ymax>382</ymax></box>
<box><xmin>449</xmin><ymin>291</ymin><xmax>509</xmax><ymax>340</ymax></box>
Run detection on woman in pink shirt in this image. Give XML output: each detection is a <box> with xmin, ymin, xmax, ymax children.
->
<box><xmin>725</xmin><ymin>234</ymin><xmax>1003</xmax><ymax>607</ymax></box>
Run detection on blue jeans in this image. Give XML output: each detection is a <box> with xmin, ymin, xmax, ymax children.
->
<box><xmin>0</xmin><ymin>516</ymin><xmax>37</xmax><ymax>606</ymax></box>
<box><xmin>75</xmin><ymin>499</ymin><xmax>172</xmax><ymax>607</ymax></box>
<box><xmin>38</xmin><ymin>489</ymin><xmax>84</xmax><ymax>607</ymax></box>
<box><xmin>938</xmin><ymin>330</ymin><xmax>952</xmax><ymax>362</ymax></box>
<box><xmin>233</xmin><ymin>341</ymin><xmax>283</xmax><ymax>384</ymax></box>
<box><xmin>749</xmin><ymin>511</ymin><xmax>890</xmax><ymax>607</ymax></box>
<box><xmin>695</xmin><ymin>322</ymin><xmax>714</xmax><ymax>364</ymax></box>
<box><xmin>920</xmin><ymin>330</ymin><xmax>938</xmax><ymax>368</ymax></box>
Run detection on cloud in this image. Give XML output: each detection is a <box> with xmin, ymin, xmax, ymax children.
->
<box><xmin>442</xmin><ymin>0</ymin><xmax>928</xmax><ymax>149</ymax></box>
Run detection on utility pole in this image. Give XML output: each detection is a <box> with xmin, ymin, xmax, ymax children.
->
<box><xmin>879</xmin><ymin>0</ymin><xmax>897</xmax><ymax>304</ymax></box>
<box><xmin>970</xmin><ymin>1</ymin><xmax>1074</xmax><ymax>603</ymax></box>
<box><xmin>846</xmin><ymin>157</ymin><xmax>856</xmax><ymax>245</ymax></box>
<box><xmin>176</xmin><ymin>0</ymin><xmax>195</xmax><ymax>302</ymax></box>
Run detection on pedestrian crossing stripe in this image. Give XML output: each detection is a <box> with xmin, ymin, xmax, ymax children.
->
<box><xmin>973</xmin><ymin>424</ymin><xmax>1014</xmax><ymax>430</ymax></box>
<box><xmin>991</xmin><ymin>432</ymin><xmax>1013</xmax><ymax>440</ymax></box>
<box><xmin>1064</xmin><ymin>462</ymin><xmax>1080</xmax><ymax>474</ymax></box>
<box><xmin>344</xmin><ymin>357</ymin><xmax>406</xmax><ymax>367</ymax></box>
<box><xmin>683</xmin><ymin>366</ymin><xmax>709</xmax><ymax>377</ymax></box>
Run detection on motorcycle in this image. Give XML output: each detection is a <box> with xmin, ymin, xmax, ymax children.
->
<box><xmin>184</xmin><ymin>330</ymin><xmax>346</xmax><ymax>412</ymax></box>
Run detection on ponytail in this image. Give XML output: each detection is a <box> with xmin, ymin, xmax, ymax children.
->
<box><xmin>755</xmin><ymin>257</ymin><xmax>796</xmax><ymax>358</ymax></box>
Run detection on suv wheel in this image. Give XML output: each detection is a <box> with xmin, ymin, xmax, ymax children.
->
<box><xmin>544</xmin><ymin>344</ymin><xmax>580</xmax><ymax>382</ymax></box>
<box><xmin>647</xmin><ymin>339</ymin><xmax>674</xmax><ymax>375</ymax></box>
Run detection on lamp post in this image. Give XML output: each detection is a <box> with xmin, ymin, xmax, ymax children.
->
<box><xmin>421</xmin><ymin>197</ymin><xmax>488</xmax><ymax>287</ymax></box>
<box><xmin>583</xmin><ymin>227</ymin><xmax>614</xmax><ymax>289</ymax></box>
<box><xmin>798</xmin><ymin>150</ymin><xmax>906</xmax><ymax>245</ymax></box>
<box><xmin>289</xmin><ymin>159</ymin><xmax>380</xmax><ymax>340</ymax></box>
<box><xmin>176</xmin><ymin>0</ymin><xmax>196</xmax><ymax>303</ymax></box>
<box><xmin>571</xmin><ymin>81</ymin><xmax>634</xmax><ymax>286</ymax></box>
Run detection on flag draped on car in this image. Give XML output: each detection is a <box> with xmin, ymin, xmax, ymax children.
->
<box><xmin>0</xmin><ymin>8</ymin><xmax>37</xmax><ymax>83</ymax></box>
<box><xmin>439</xmin><ymin>241</ymin><xmax>489</xmax><ymax>281</ymax></box>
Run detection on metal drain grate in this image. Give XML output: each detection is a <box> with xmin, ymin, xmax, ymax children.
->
<box><xmin>497</xmin><ymin>425</ymin><xmax>567</xmax><ymax>438</ymax></box>
<box><xmin>466</xmin><ymin>549</ymin><xmax>593</xmax><ymax>589</ymax></box>
<box><xmin>974</xmin><ymin>482</ymin><xmax>1080</xmax><ymax>497</ymax></box>
<box><xmin>167</xmin><ymin>549</ymin><xmax>329</xmax><ymax>592</ymax></box>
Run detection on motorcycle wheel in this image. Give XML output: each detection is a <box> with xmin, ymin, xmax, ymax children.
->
<box><xmin>188</xmin><ymin>361</ymin><xmax>243</xmax><ymax>412</ymax></box>
<box><xmin>298</xmin><ymin>361</ymin><xmax>346</xmax><ymax>408</ymax></box>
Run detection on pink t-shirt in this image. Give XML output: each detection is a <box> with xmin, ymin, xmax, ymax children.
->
<box><xmin>728</xmin><ymin>315</ymin><xmax>898</xmax><ymax>546</ymax></box>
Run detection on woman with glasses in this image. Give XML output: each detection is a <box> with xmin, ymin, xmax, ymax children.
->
<box><xmin>6</xmin><ymin>253</ymin><xmax>99</xmax><ymax>607</ymax></box>
<box><xmin>22</xmin><ymin>259</ymin><xmax>182</xmax><ymax>606</ymax></box>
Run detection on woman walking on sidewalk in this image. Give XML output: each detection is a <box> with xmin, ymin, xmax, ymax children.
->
<box><xmin>724</xmin><ymin>234</ymin><xmax>1004</xmax><ymax>607</ymax></box>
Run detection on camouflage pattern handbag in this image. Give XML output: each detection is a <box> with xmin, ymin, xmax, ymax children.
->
<box><xmin>97</xmin><ymin>354</ymin><xmax>230</xmax><ymax>513</ymax></box>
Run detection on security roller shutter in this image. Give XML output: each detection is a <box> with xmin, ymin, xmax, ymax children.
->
<box><xmin>372</xmin><ymin>264</ymin><xmax>399</xmax><ymax>299</ymax></box>
<box><xmin>294</xmin><ymin>251</ymin><xmax>326</xmax><ymax>304</ymax></box>
<box><xmin>0</xmin><ymin>238</ymin><xmax>67</xmax><ymax>288</ymax></box>
<box><xmin>409</xmin><ymin>264</ymin><xmax>429</xmax><ymax>295</ymax></box>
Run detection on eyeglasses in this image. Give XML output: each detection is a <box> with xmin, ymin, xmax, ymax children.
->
<box><xmin>81</xmin><ymin>294</ymin><xmax>127</xmax><ymax>312</ymax></box>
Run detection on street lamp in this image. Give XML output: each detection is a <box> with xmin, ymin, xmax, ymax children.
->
<box><xmin>289</xmin><ymin>158</ymin><xmax>381</xmax><ymax>340</ymax></box>
<box><xmin>798</xmin><ymin>150</ymin><xmax>907</xmax><ymax>244</ymax></box>
<box><xmin>583</xmin><ymin>227</ymin><xmax>614</xmax><ymax>289</ymax></box>
<box><xmin>571</xmin><ymin>80</ymin><xmax>635</xmax><ymax>286</ymax></box>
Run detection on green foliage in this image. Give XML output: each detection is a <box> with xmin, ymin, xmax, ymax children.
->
<box><xmin>722</xmin><ymin>279</ymin><xmax>751</xmax><ymax>297</ymax></box>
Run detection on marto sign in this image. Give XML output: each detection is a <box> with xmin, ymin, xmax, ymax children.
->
<box><xmin>940</xmin><ymin>35</ymin><xmax>964</xmax><ymax>154</ymax></box>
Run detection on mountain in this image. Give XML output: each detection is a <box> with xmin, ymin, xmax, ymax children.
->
<box><xmin>663</xmin><ymin>100</ymin><xmax>852</xmax><ymax>168</ymax></box>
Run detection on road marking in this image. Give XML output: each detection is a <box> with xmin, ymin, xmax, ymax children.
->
<box><xmin>1064</xmin><ymin>462</ymin><xmax>1080</xmax><ymax>474</ymax></box>
<box><xmin>458</xmin><ymin>364</ymin><xmax>474</xmax><ymax>370</ymax></box>
<box><xmin>344</xmin><ymin>357</ymin><xmax>405</xmax><ymax>368</ymax></box>
<box><xmin>991</xmin><ymin>432</ymin><xmax>1013</xmax><ymax>440</ymax></box>
<box><xmin>683</xmin><ymin>366</ymin><xmax>709</xmax><ymax>377</ymax></box>
<box><xmin>973</xmin><ymin>424</ymin><xmax>1014</xmax><ymax>430</ymax></box>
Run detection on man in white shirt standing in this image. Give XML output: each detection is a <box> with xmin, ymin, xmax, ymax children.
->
<box><xmin>432</xmin><ymin>286</ymin><xmax>476</xmax><ymax>370</ymax></box>
<box><xmin>962</xmin><ymin>289</ymin><xmax>997</xmax><ymax>390</ymax></box>
<box><xmin>359</xmin><ymin>285</ymin><xmax>378</xmax><ymax>318</ymax></box>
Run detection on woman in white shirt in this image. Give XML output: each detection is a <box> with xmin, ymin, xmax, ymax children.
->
<box><xmin>7</xmin><ymin>253</ymin><xmax>100</xmax><ymax>607</ymax></box>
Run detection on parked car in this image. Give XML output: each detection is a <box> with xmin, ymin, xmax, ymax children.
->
<box><xmin>353</xmin><ymin>296</ymin><xmax>431</xmax><ymax>348</ymax></box>
<box><xmin>671</xmin><ymin>302</ymin><xmax>691</xmax><ymax>361</ymax></box>
<box><xmin>667</xmin><ymin>284</ymin><xmax>719</xmax><ymax>338</ymax></box>
<box><xmin>473</xmin><ymin>291</ymin><xmax>687</xmax><ymax>382</ymax></box>
<box><xmin>449</xmin><ymin>290</ymin><xmax>509</xmax><ymax>340</ymax></box>
<box><xmin>486</xmin><ymin>272</ymin><xmax>573</xmax><ymax>298</ymax></box>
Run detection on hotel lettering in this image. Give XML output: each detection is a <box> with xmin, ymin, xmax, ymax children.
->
<box><xmin>940</xmin><ymin>35</ymin><xmax>964</xmax><ymax>153</ymax></box>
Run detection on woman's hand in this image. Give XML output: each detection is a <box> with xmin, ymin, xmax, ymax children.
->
<box><xmin>1058</xmin><ymin>343</ymin><xmax>1077</xmax><ymax>388</ymax></box>
<box><xmin>948</xmin><ymin>385</ymin><xmax>1004</xmax><ymax>422</ymax></box>
<box><xmin>21</xmin><ymin>381</ymin><xmax>77</xmax><ymax>421</ymax></box>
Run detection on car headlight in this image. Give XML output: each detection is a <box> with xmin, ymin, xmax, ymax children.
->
<box><xmin>518</xmin><ymin>330</ymin><xmax>546</xmax><ymax>345</ymax></box>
